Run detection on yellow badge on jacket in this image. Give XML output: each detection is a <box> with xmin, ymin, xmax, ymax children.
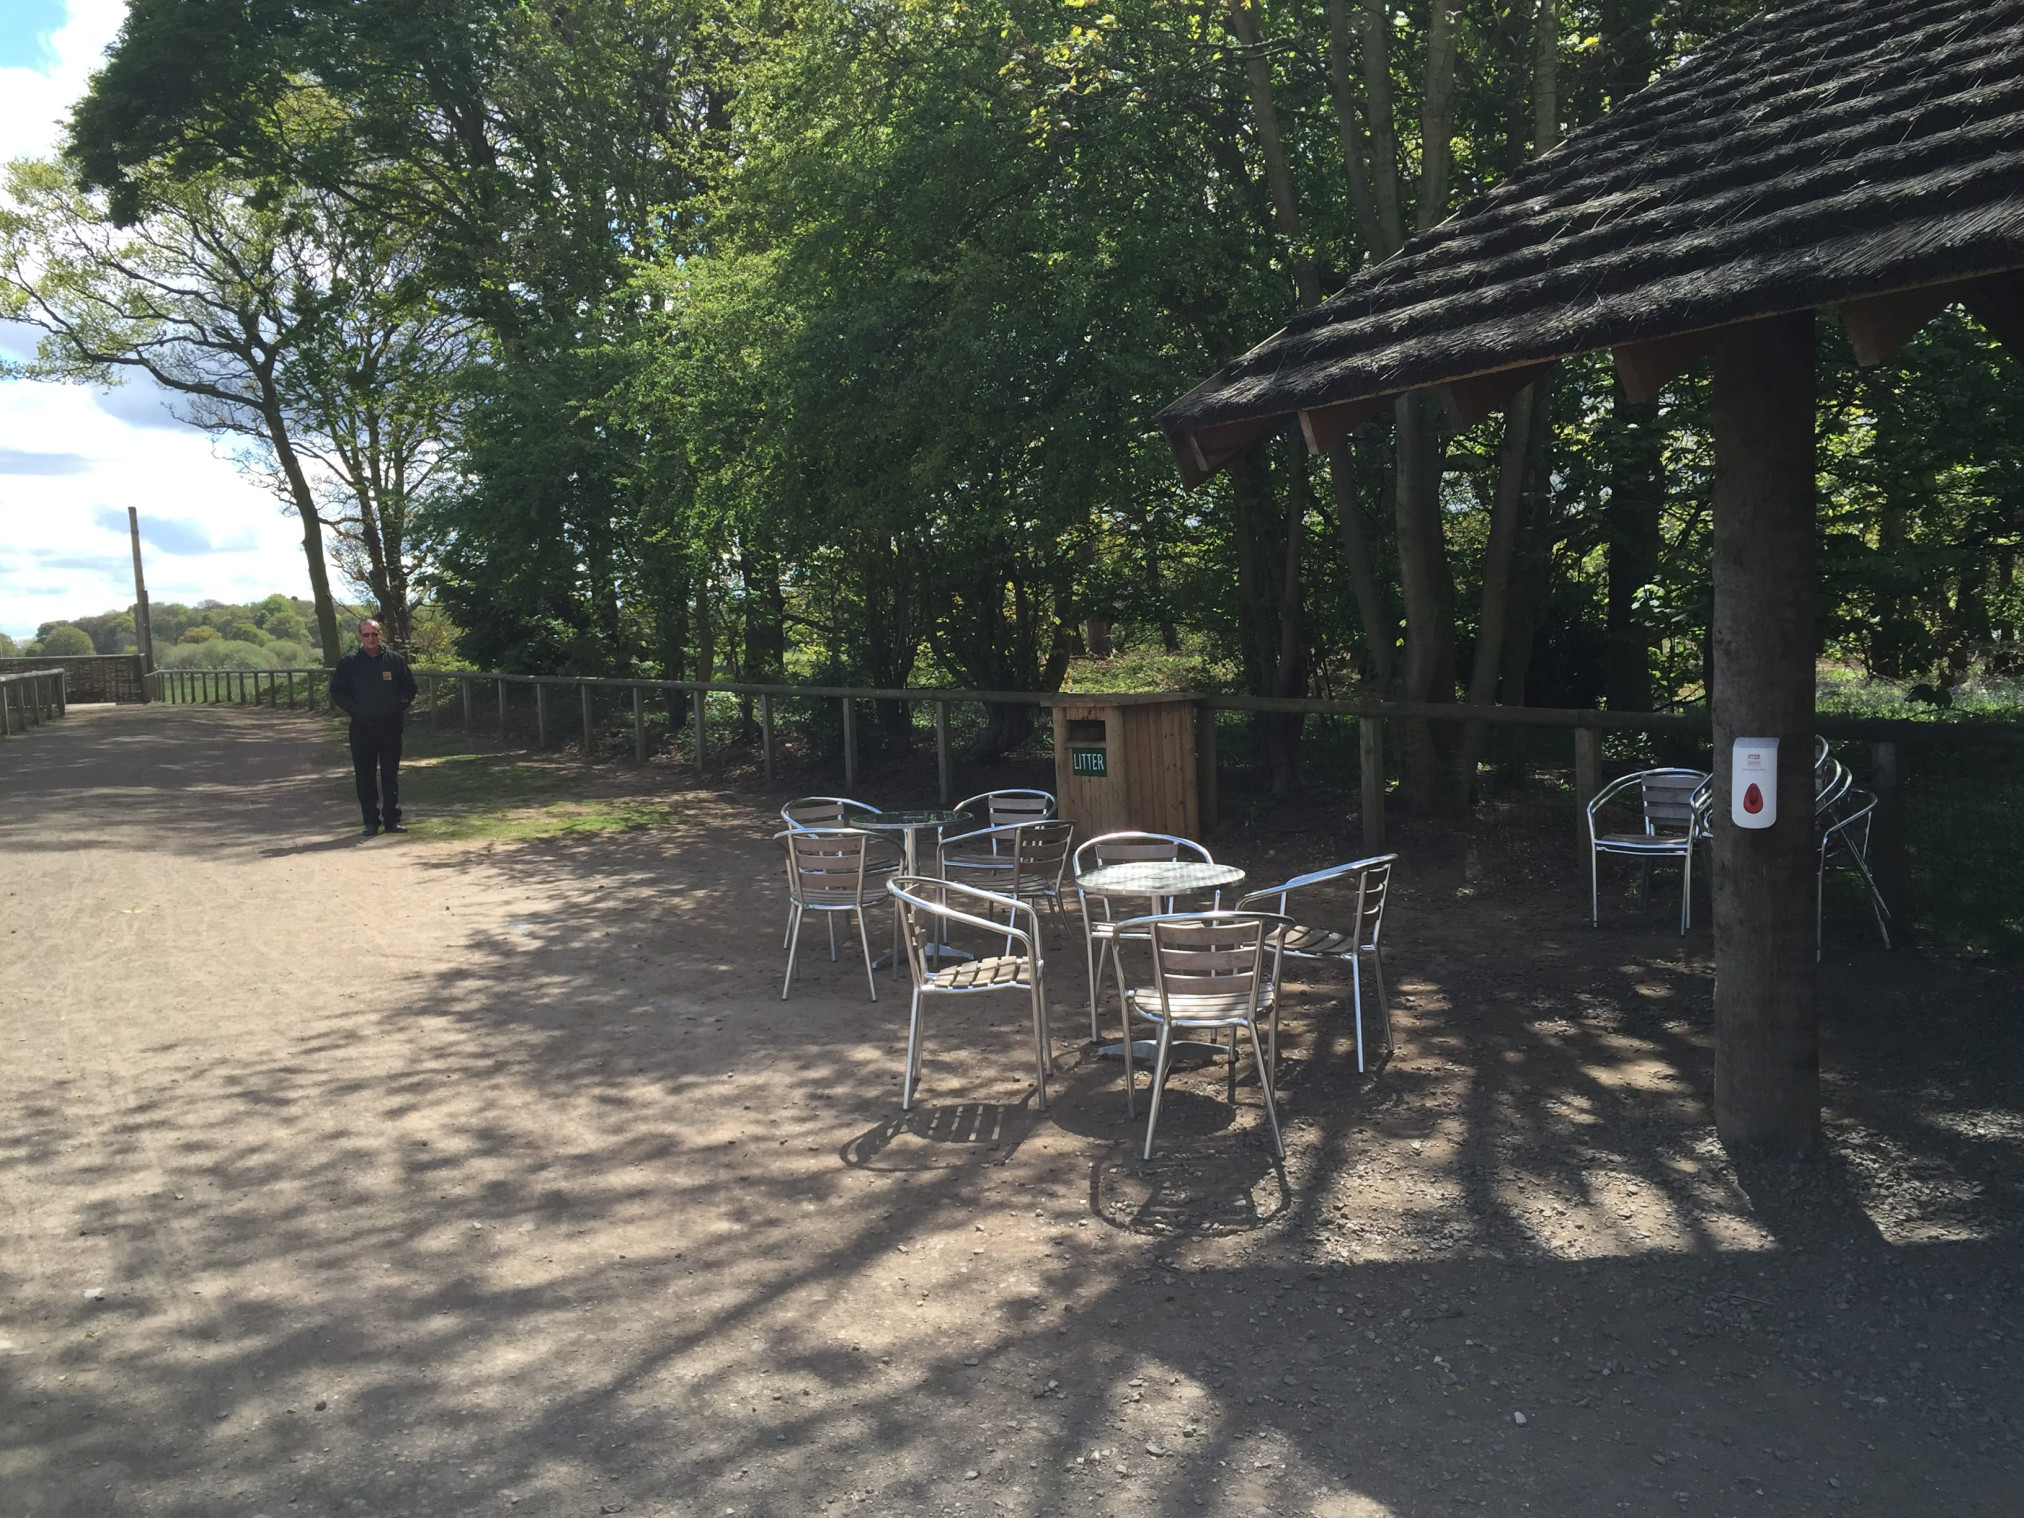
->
<box><xmin>382</xmin><ymin>670</ymin><xmax>393</xmax><ymax>680</ymax></box>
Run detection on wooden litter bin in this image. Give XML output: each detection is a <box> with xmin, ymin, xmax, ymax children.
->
<box><xmin>1051</xmin><ymin>693</ymin><xmax>1201</xmax><ymax>839</ymax></box>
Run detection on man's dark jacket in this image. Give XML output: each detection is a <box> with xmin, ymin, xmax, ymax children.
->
<box><xmin>330</xmin><ymin>646</ymin><xmax>417</xmax><ymax>722</ymax></box>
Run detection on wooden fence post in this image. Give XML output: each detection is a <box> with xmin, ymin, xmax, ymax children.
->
<box><xmin>581</xmin><ymin>681</ymin><xmax>595</xmax><ymax>759</ymax></box>
<box><xmin>935</xmin><ymin>700</ymin><xmax>952</xmax><ymax>806</ymax></box>
<box><xmin>1868</xmin><ymin>740</ymin><xmax>1912</xmax><ymax>936</ymax></box>
<box><xmin>497</xmin><ymin>677</ymin><xmax>507</xmax><ymax>737</ymax></box>
<box><xmin>1359</xmin><ymin>716</ymin><xmax>1385</xmax><ymax>852</ymax></box>
<box><xmin>761</xmin><ymin>693</ymin><xmax>775</xmax><ymax>780</ymax></box>
<box><xmin>1197</xmin><ymin>704</ymin><xmax>1220</xmax><ymax>832</ymax></box>
<box><xmin>287</xmin><ymin>671</ymin><xmax>297</xmax><ymax>709</ymax></box>
<box><xmin>633</xmin><ymin>685</ymin><xmax>645</xmax><ymax>763</ymax></box>
<box><xmin>1574</xmin><ymin>726</ymin><xmax>1603</xmax><ymax>865</ymax></box>
<box><xmin>841</xmin><ymin>697</ymin><xmax>858</xmax><ymax>791</ymax></box>
<box><xmin>461</xmin><ymin>676</ymin><xmax>471</xmax><ymax>729</ymax></box>
<box><xmin>535</xmin><ymin>682</ymin><xmax>549</xmax><ymax>748</ymax></box>
<box><xmin>693</xmin><ymin>688</ymin><xmax>707</xmax><ymax>772</ymax></box>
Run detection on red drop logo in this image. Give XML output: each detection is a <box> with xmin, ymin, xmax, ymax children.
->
<box><xmin>1743</xmin><ymin>782</ymin><xmax>1763</xmax><ymax>814</ymax></box>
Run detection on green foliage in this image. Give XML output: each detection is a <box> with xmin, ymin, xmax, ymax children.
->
<box><xmin>159</xmin><ymin>638</ymin><xmax>277</xmax><ymax>670</ymax></box>
<box><xmin>261</xmin><ymin>609</ymin><xmax>308</xmax><ymax>644</ymax></box>
<box><xmin>177</xmin><ymin>625</ymin><xmax>220</xmax><ymax>644</ymax></box>
<box><xmin>0</xmin><ymin>633</ymin><xmax>18</xmax><ymax>657</ymax></box>
<box><xmin>36</xmin><ymin>624</ymin><xmax>95</xmax><ymax>656</ymax></box>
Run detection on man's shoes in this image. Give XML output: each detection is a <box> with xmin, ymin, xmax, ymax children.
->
<box><xmin>383</xmin><ymin>821</ymin><xmax>408</xmax><ymax>833</ymax></box>
<box><xmin>361</xmin><ymin>823</ymin><xmax>380</xmax><ymax>838</ymax></box>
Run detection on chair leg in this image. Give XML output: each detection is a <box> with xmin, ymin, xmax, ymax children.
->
<box><xmin>1035</xmin><ymin>964</ymin><xmax>1055</xmax><ymax>1074</ymax></box>
<box><xmin>1244</xmin><ymin>1019</ymin><xmax>1285</xmax><ymax>1159</ymax></box>
<box><xmin>1372</xmin><ymin>948</ymin><xmax>1393</xmax><ymax>1059</ymax></box>
<box><xmin>782</xmin><ymin>904</ymin><xmax>805</xmax><ymax>1001</ymax></box>
<box><xmin>1590</xmin><ymin>842</ymin><xmax>1600</xmax><ymax>927</ymax></box>
<box><xmin>828</xmin><ymin>910</ymin><xmax>838</xmax><ymax>962</ymax></box>
<box><xmin>1084</xmin><ymin>928</ymin><xmax>1103</xmax><ymax>1044</ymax></box>
<box><xmin>1638</xmin><ymin>859</ymin><xmax>1653</xmax><ymax>910</ymax></box>
<box><xmin>1816</xmin><ymin>849</ymin><xmax>1827</xmax><ymax>962</ymax></box>
<box><xmin>1351</xmin><ymin>954</ymin><xmax>1367</xmax><ymax>1074</ymax></box>
<box><xmin>1030</xmin><ymin>981</ymin><xmax>1050</xmax><ymax>1111</ymax></box>
<box><xmin>1847</xmin><ymin>848</ymin><xmax>1893</xmax><ymax>948</ymax></box>
<box><xmin>1122</xmin><ymin>998</ymin><xmax>1138</xmax><ymax>1118</ymax></box>
<box><xmin>902</xmin><ymin>987</ymin><xmax>924</xmax><ymax>1110</ymax></box>
<box><xmin>1142</xmin><ymin>1021</ymin><xmax>1177</xmax><ymax>1161</ymax></box>
<box><xmin>1225</xmin><ymin>1025</ymin><xmax>1237</xmax><ymax>1102</ymax></box>
<box><xmin>1680</xmin><ymin>844</ymin><xmax>1694</xmax><ymax>935</ymax></box>
<box><xmin>855</xmin><ymin>907</ymin><xmax>879</xmax><ymax>1002</ymax></box>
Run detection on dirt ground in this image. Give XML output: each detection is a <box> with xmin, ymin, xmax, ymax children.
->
<box><xmin>2</xmin><ymin>703</ymin><xmax>2019</xmax><ymax>1518</ymax></box>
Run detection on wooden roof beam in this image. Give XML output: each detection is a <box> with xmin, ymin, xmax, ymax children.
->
<box><xmin>1441</xmin><ymin>362</ymin><xmax>1552</xmax><ymax>428</ymax></box>
<box><xmin>1962</xmin><ymin>271</ymin><xmax>2024</xmax><ymax>364</ymax></box>
<box><xmin>1613</xmin><ymin>328</ymin><xmax>1719</xmax><ymax>403</ymax></box>
<box><xmin>1170</xmin><ymin>412</ymin><xmax>1285</xmax><ymax>489</ymax></box>
<box><xmin>1840</xmin><ymin>281</ymin><xmax>1959</xmax><ymax>366</ymax></box>
<box><xmin>1297</xmin><ymin>394</ymin><xmax>1387</xmax><ymax>454</ymax></box>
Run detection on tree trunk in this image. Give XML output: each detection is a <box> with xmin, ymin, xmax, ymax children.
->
<box><xmin>1416</xmin><ymin>1</ymin><xmax>1463</xmax><ymax>232</ymax></box>
<box><xmin>1227</xmin><ymin>0</ymin><xmax>1324</xmax><ymax>309</ymax></box>
<box><xmin>1455</xmin><ymin>383</ymin><xmax>1538</xmax><ymax>794</ymax></box>
<box><xmin>1605</xmin><ymin>381</ymin><xmax>1664</xmax><ymax>713</ymax></box>
<box><xmin>1390</xmin><ymin>391</ymin><xmax>1458</xmax><ymax>809</ymax></box>
<box><xmin>1710</xmin><ymin>310</ymin><xmax>1820</xmax><ymax>1156</ymax></box>
<box><xmin>1327</xmin><ymin>440</ymin><xmax>1394</xmax><ymax>688</ymax></box>
<box><xmin>262</xmin><ymin>402</ymin><xmax>343</xmax><ymax>664</ymax></box>
<box><xmin>1324</xmin><ymin>0</ymin><xmax>1387</xmax><ymax>261</ymax></box>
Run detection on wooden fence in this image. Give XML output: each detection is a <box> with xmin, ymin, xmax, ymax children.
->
<box><xmin>0</xmin><ymin>667</ymin><xmax>68</xmax><ymax>739</ymax></box>
<box><xmin>147</xmin><ymin>663</ymin><xmax>2021</xmax><ymax>896</ymax></box>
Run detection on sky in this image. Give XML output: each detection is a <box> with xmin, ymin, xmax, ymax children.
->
<box><xmin>0</xmin><ymin>0</ymin><xmax>317</xmax><ymax>639</ymax></box>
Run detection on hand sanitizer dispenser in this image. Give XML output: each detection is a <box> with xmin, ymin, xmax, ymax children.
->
<box><xmin>1731</xmin><ymin>736</ymin><xmax>1779</xmax><ymax>829</ymax></box>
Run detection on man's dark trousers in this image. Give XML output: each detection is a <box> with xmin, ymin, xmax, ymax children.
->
<box><xmin>350</xmin><ymin>717</ymin><xmax>404</xmax><ymax>828</ymax></box>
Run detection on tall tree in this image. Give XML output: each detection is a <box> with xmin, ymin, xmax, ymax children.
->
<box><xmin>0</xmin><ymin>159</ymin><xmax>345</xmax><ymax>662</ymax></box>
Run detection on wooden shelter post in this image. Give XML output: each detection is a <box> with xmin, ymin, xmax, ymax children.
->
<box><xmin>1709</xmin><ymin>311</ymin><xmax>1820</xmax><ymax>1154</ymax></box>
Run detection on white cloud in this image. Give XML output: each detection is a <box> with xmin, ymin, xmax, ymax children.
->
<box><xmin>0</xmin><ymin>2</ymin><xmax>324</xmax><ymax>638</ymax></box>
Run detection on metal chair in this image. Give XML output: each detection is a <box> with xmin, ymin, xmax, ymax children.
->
<box><xmin>780</xmin><ymin>797</ymin><xmax>891</xmax><ymax>946</ymax></box>
<box><xmin>780</xmin><ymin>795</ymin><xmax>883</xmax><ymax>830</ymax></box>
<box><xmin>1236</xmin><ymin>853</ymin><xmax>1399</xmax><ymax>1073</ymax></box>
<box><xmin>1072</xmin><ymin>831</ymin><xmax>1218</xmax><ymax>1044</ymax></box>
<box><xmin>777</xmin><ymin>827</ymin><xmax>897</xmax><ymax>1002</ymax></box>
<box><xmin>954</xmin><ymin>788</ymin><xmax>1056</xmax><ymax>830</ymax></box>
<box><xmin>1587</xmin><ymin>768</ymin><xmax>1709</xmax><ymax>933</ymax></box>
<box><xmin>887</xmin><ymin>876</ymin><xmax>1054</xmax><ymax>1112</ymax></box>
<box><xmin>1118</xmin><ymin>911</ymin><xmax>1291</xmax><ymax>1160</ymax></box>
<box><xmin>941</xmin><ymin>791</ymin><xmax>1057</xmax><ymax>879</ymax></box>
<box><xmin>1818</xmin><ymin>786</ymin><xmax>1892</xmax><ymax>955</ymax></box>
<box><xmin>941</xmin><ymin>819</ymin><xmax>1076</xmax><ymax>945</ymax></box>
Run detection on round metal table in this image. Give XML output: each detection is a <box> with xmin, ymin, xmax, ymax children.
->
<box><xmin>848</xmin><ymin>808</ymin><xmax>973</xmax><ymax>969</ymax></box>
<box><xmin>1075</xmin><ymin>860</ymin><xmax>1247</xmax><ymax>1060</ymax></box>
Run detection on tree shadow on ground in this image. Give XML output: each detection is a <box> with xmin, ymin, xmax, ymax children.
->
<box><xmin>3</xmin><ymin>706</ymin><xmax>2019</xmax><ymax>1517</ymax></box>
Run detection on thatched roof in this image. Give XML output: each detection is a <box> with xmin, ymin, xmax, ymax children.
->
<box><xmin>1161</xmin><ymin>0</ymin><xmax>2024</xmax><ymax>483</ymax></box>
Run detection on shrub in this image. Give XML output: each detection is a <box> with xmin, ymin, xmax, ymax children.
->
<box><xmin>262</xmin><ymin>610</ymin><xmax>308</xmax><ymax>644</ymax></box>
<box><xmin>38</xmin><ymin>624</ymin><xmax>95</xmax><ymax>656</ymax></box>
<box><xmin>226</xmin><ymin>622</ymin><xmax>271</xmax><ymax>646</ymax></box>
<box><xmin>0</xmin><ymin>633</ymin><xmax>18</xmax><ymax>658</ymax></box>
<box><xmin>159</xmin><ymin>639</ymin><xmax>276</xmax><ymax>670</ymax></box>
<box><xmin>178</xmin><ymin>626</ymin><xmax>221</xmax><ymax>645</ymax></box>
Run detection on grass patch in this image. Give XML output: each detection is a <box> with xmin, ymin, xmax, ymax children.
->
<box><xmin>406</xmin><ymin>798</ymin><xmax>677</xmax><ymax>842</ymax></box>
<box><xmin>322</xmin><ymin>719</ymin><xmax>679</xmax><ymax>840</ymax></box>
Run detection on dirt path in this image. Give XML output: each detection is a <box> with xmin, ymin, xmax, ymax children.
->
<box><xmin>2</xmin><ymin>705</ymin><xmax>2018</xmax><ymax>1518</ymax></box>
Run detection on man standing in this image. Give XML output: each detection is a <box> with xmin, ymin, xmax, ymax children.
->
<box><xmin>330</xmin><ymin>619</ymin><xmax>417</xmax><ymax>837</ymax></box>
